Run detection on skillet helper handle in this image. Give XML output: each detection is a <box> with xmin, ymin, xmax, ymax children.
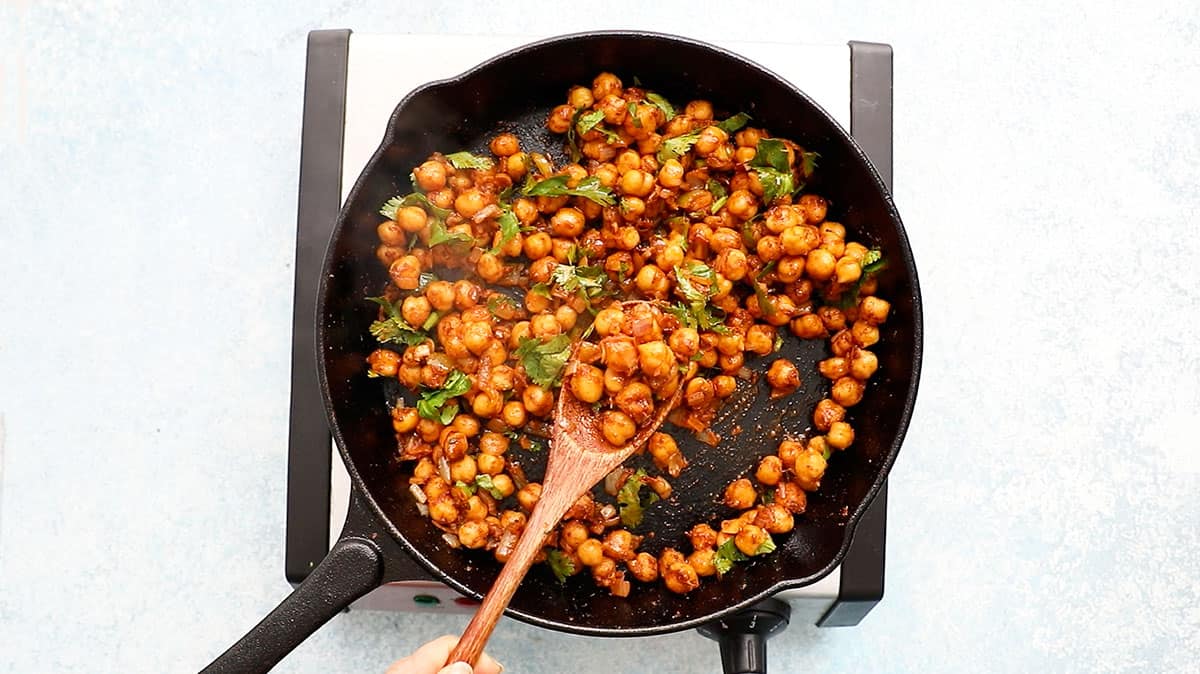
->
<box><xmin>201</xmin><ymin>495</ymin><xmax>386</xmax><ymax>674</ymax></box>
<box><xmin>696</xmin><ymin>598</ymin><xmax>791</xmax><ymax>674</ymax></box>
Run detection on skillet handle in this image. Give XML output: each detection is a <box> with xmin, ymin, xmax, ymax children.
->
<box><xmin>696</xmin><ymin>598</ymin><xmax>791</xmax><ymax>674</ymax></box>
<box><xmin>200</xmin><ymin>492</ymin><xmax>385</xmax><ymax>674</ymax></box>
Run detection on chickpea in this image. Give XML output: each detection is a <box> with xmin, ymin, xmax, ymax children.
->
<box><xmin>456</xmin><ymin>520</ymin><xmax>490</xmax><ymax>549</ymax></box>
<box><xmin>805</xmin><ymin>248</ymin><xmax>837</xmax><ymax>281</ymax></box>
<box><xmin>794</xmin><ymin>450</ymin><xmax>828</xmax><ymax>491</ymax></box>
<box><xmin>499</xmin><ymin>400</ymin><xmax>527</xmax><ymax>429</ymax></box>
<box><xmin>565</xmin><ymin>85</ymin><xmax>594</xmax><ymax>110</ymax></box>
<box><xmin>375</xmin><ymin>244</ymin><xmax>405</xmax><ymax>268</ymax></box>
<box><xmin>724</xmin><ymin>478</ymin><xmax>757</xmax><ymax>510</ymax></box>
<box><xmin>663</xmin><ymin>561</ymin><xmax>700</xmax><ymax>594</ymax></box>
<box><xmin>755</xmin><ymin>503</ymin><xmax>795</xmax><ymax>535</ymax></box>
<box><xmin>615</xmin><ymin>381</ymin><xmax>654</xmax><ymax>424</ymax></box>
<box><xmin>484</xmin><ymin>475</ymin><xmax>512</xmax><ymax>500</ymax></box>
<box><xmin>813</xmin><ymin>398</ymin><xmax>846</xmax><ymax>431</ymax></box>
<box><xmin>366</xmin><ymin>349</ymin><xmax>400</xmax><ymax>377</ymax></box>
<box><xmin>452</xmin><ymin>188</ymin><xmax>486</xmax><ymax>219</ymax></box>
<box><xmin>426</xmin><ymin>187</ymin><xmax>454</xmax><ymax>210</ymax></box>
<box><xmin>603</xmin><ymin>529</ymin><xmax>640</xmax><ymax>561</ymax></box>
<box><xmin>530</xmin><ymin>313</ymin><xmax>562</xmax><ymax>339</ymax></box>
<box><xmin>392</xmin><ymin>406</ymin><xmax>419</xmax><ymax>433</ymax></box>
<box><xmin>817</xmin><ymin>356</ymin><xmax>849</xmax><ymax>380</ymax></box>
<box><xmin>790</xmin><ymin>313</ymin><xmax>826</xmax><ymax>339</ymax></box>
<box><xmin>830</xmin><ymin>256</ymin><xmax>861</xmax><ymax>285</ymax></box>
<box><xmin>756</xmin><ymin>235</ymin><xmax>783</xmax><ymax>262</ymax></box>
<box><xmin>679</xmin><ymin>377</ymin><xmax>712</xmax><ymax>409</ymax></box>
<box><xmin>827</xmin><ymin>421</ymin><xmax>855</xmax><ymax>450</ymax></box>
<box><xmin>637</xmin><ymin>340</ymin><xmax>675</xmax><ymax>378</ymax></box>
<box><xmin>476</xmin><ymin>452</ymin><xmax>505</xmax><ymax>476</ymax></box>
<box><xmin>439</xmin><ymin>430</ymin><xmax>468</xmax><ymax>461</ymax></box>
<box><xmin>489</xmin><ymin>132</ymin><xmax>520</xmax><ymax>157</ymax></box>
<box><xmin>656</xmin><ymin>242</ymin><xmax>685</xmax><ymax>269</ymax></box>
<box><xmin>859</xmin><ymin>296</ymin><xmax>891</xmax><ymax>325</ymax></box>
<box><xmin>376</xmin><ymin>220</ymin><xmax>406</xmax><ymax>247</ymax></box>
<box><xmin>453</xmin><ymin>280</ymin><xmax>481</xmax><ymax>310</ymax></box>
<box><xmin>413</xmin><ymin>160</ymin><xmax>447</xmax><ymax>191</ymax></box>
<box><xmin>699</xmin><ymin>376</ymin><xmax>731</xmax><ymax>401</ymax></box>
<box><xmin>418</xmin><ymin>282</ymin><xmax>451</xmax><ymax>314</ymax></box>
<box><xmin>816</xmin><ymin>307</ymin><xmax>846</xmax><ymax>332</ymax></box>
<box><xmin>577</xmin><ymin>538</ymin><xmax>606</xmax><ymax>567</ymax></box>
<box><xmin>549</xmin><ymin>207</ymin><xmax>585</xmax><ymax>237</ymax></box>
<box><xmin>694</xmin><ymin>126</ymin><xmax>729</xmax><ymax>156</ymax></box>
<box><xmin>712</xmin><ymin>247</ymin><xmax>748</xmax><ymax>282</ymax></box>
<box><xmin>461</xmin><ymin>321</ymin><xmax>492</xmax><ymax>356</ymax></box>
<box><xmin>850</xmin><ymin>348</ymin><xmax>879</xmax><ymax>380</ymax></box>
<box><xmin>689</xmin><ymin>549</ymin><xmax>717</xmax><ymax>577</ymax></box>
<box><xmin>726</xmin><ymin>189</ymin><xmax>758</xmax><ymax>220</ymax></box>
<box><xmin>667</xmin><ymin>327</ymin><xmax>700</xmax><ymax>359</ymax></box>
<box><xmin>601</xmin><ymin>410</ymin><xmax>637</xmax><ymax>446</ymax></box>
<box><xmin>718</xmin><ymin>351</ymin><xmax>745</xmax><ymax>374</ymax></box>
<box><xmin>561</xmin><ymin>520</ymin><xmax>590</xmax><ymax>550</ymax></box>
<box><xmin>735</xmin><ymin>524</ymin><xmax>769</xmax><ymax>557</ymax></box>
<box><xmin>522</xmin><ymin>385</ymin><xmax>554</xmax><ymax>417</ymax></box>
<box><xmin>388</xmin><ymin>255</ymin><xmax>422</xmax><ymax>290</ymax></box>
<box><xmin>628</xmin><ymin>552</ymin><xmax>659</xmax><ymax>583</ymax></box>
<box><xmin>766</xmin><ymin>358</ymin><xmax>801</xmax><ymax>393</ymax></box>
<box><xmin>569</xmin><ymin>363</ymin><xmax>605</xmax><ymax>404</ymax></box>
<box><xmin>619</xmin><ymin>169</ymin><xmax>655</xmax><ymax>198</ymax></box>
<box><xmin>547</xmin><ymin>103</ymin><xmax>575</xmax><ymax>133</ymax></box>
<box><xmin>774</xmin><ymin>481</ymin><xmax>808</xmax><ymax>514</ymax></box>
<box><xmin>428</xmin><ymin>495</ymin><xmax>459</xmax><ymax>525</ymax></box>
<box><xmin>797</xmin><ymin>194</ymin><xmax>827</xmax><ymax>224</ymax></box>
<box><xmin>685</xmin><ymin>99</ymin><xmax>714</xmax><ymax>120</ymax></box>
<box><xmin>658</xmin><ymin>159</ymin><xmax>685</xmax><ymax>188</ymax></box>
<box><xmin>589</xmin><ymin>307</ymin><xmax>623</xmax><ymax>337</ymax></box>
<box><xmin>516</xmin><ymin>482</ymin><xmax>542</xmax><ymax>512</ymax></box>
<box><xmin>830</xmin><ymin>328</ymin><xmax>855</xmax><ymax>356</ymax></box>
<box><xmin>832</xmin><ymin>376</ymin><xmax>866</xmax><ymax>407</ymax></box>
<box><xmin>471</xmin><ymin>388</ymin><xmax>503</xmax><ymax>419</ymax></box>
<box><xmin>851</xmin><ymin>320</ymin><xmax>880</xmax><ymax>347</ymax></box>
<box><xmin>745</xmin><ymin>324</ymin><xmax>776</xmax><ymax>355</ymax></box>
<box><xmin>755</xmin><ymin>455</ymin><xmax>784</xmax><ymax>486</ymax></box>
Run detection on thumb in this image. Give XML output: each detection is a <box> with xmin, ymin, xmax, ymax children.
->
<box><xmin>438</xmin><ymin>663</ymin><xmax>474</xmax><ymax>674</ymax></box>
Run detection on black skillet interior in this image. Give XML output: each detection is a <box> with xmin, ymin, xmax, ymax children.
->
<box><xmin>319</xmin><ymin>31</ymin><xmax>921</xmax><ymax>636</ymax></box>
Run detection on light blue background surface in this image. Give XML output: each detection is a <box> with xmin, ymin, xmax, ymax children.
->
<box><xmin>2</xmin><ymin>2</ymin><xmax>1198</xmax><ymax>673</ymax></box>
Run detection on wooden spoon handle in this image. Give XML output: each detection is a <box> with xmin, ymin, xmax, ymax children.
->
<box><xmin>445</xmin><ymin>483</ymin><xmax>577</xmax><ymax>667</ymax></box>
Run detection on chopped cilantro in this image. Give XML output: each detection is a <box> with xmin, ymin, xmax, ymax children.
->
<box><xmin>551</xmin><ymin>263</ymin><xmax>609</xmax><ymax>299</ymax></box>
<box><xmin>524</xmin><ymin>174</ymin><xmax>616</xmax><ymax>207</ymax></box>
<box><xmin>861</xmin><ymin>248</ymin><xmax>886</xmax><ymax>274</ymax></box>
<box><xmin>800</xmin><ymin>150</ymin><xmax>820</xmax><ymax>177</ymax></box>
<box><xmin>627</xmin><ymin>101</ymin><xmax>642</xmax><ymax>127</ymax></box>
<box><xmin>444</xmin><ymin>151</ymin><xmax>494</xmax><ymax>170</ymax></box>
<box><xmin>617</xmin><ymin>469</ymin><xmax>660</xmax><ymax>528</ymax></box>
<box><xmin>716</xmin><ymin>112</ymin><xmax>751</xmax><ymax>134</ymax></box>
<box><xmin>546</xmin><ymin>549</ymin><xmax>575</xmax><ymax>583</ymax></box>
<box><xmin>755</xmin><ymin>536</ymin><xmax>777</xmax><ymax>555</ymax></box>
<box><xmin>474</xmin><ymin>474</ymin><xmax>505</xmax><ymax>500</ymax></box>
<box><xmin>514</xmin><ymin>334</ymin><xmax>573</xmax><ymax>388</ymax></box>
<box><xmin>657</xmin><ymin>131</ymin><xmax>701</xmax><ymax>163</ymax></box>
<box><xmin>645</xmin><ymin>92</ymin><xmax>675</xmax><ymax>120</ymax></box>
<box><xmin>749</xmin><ymin>138</ymin><xmax>796</xmax><ymax>206</ymax></box>
<box><xmin>707</xmin><ymin>178</ymin><xmax>728</xmax><ymax>214</ymax></box>
<box><xmin>713</xmin><ymin>538</ymin><xmax>750</xmax><ymax>576</ymax></box>
<box><xmin>366</xmin><ymin>296</ymin><xmax>427</xmax><ymax>346</ymax></box>
<box><xmin>416</xmin><ymin>370</ymin><xmax>471</xmax><ymax>424</ymax></box>
<box><xmin>454</xmin><ymin>480</ymin><xmax>477</xmax><ymax>497</ymax></box>
<box><xmin>379</xmin><ymin>192</ymin><xmax>451</xmax><ymax>221</ymax></box>
<box><xmin>490</xmin><ymin>204</ymin><xmax>521</xmax><ymax>253</ymax></box>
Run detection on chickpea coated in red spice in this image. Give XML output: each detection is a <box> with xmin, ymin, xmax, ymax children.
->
<box><xmin>364</xmin><ymin>72</ymin><xmax>891</xmax><ymax>596</ymax></box>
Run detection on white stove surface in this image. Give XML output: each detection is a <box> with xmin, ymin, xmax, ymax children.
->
<box><xmin>332</xmin><ymin>33</ymin><xmax>850</xmax><ymax>619</ymax></box>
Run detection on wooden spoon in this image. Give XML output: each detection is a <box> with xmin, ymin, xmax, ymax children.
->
<box><xmin>446</xmin><ymin>302</ymin><xmax>694</xmax><ymax>667</ymax></box>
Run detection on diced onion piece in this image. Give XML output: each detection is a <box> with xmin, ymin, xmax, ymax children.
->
<box><xmin>442</xmin><ymin>533</ymin><xmax>462</xmax><ymax>549</ymax></box>
<box><xmin>409</xmin><ymin>483</ymin><xmax>428</xmax><ymax>504</ymax></box>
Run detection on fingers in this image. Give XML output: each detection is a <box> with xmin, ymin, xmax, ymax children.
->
<box><xmin>385</xmin><ymin>635</ymin><xmax>503</xmax><ymax>674</ymax></box>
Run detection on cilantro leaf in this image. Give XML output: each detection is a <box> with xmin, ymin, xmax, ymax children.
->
<box><xmin>366</xmin><ymin>296</ymin><xmax>426</xmax><ymax>346</ymax></box>
<box><xmin>474</xmin><ymin>474</ymin><xmax>505</xmax><ymax>499</ymax></box>
<box><xmin>454</xmin><ymin>480</ymin><xmax>477</xmax><ymax>497</ymax></box>
<box><xmin>428</xmin><ymin>219</ymin><xmax>474</xmax><ymax>248</ymax></box>
<box><xmin>551</xmin><ymin>263</ymin><xmax>609</xmax><ymax>299</ymax></box>
<box><xmin>800</xmin><ymin>150</ymin><xmax>820</xmax><ymax>177</ymax></box>
<box><xmin>524</xmin><ymin>175</ymin><xmax>616</xmax><ymax>207</ymax></box>
<box><xmin>416</xmin><ymin>370</ymin><xmax>471</xmax><ymax>423</ymax></box>
<box><xmin>861</xmin><ymin>248</ymin><xmax>886</xmax><ymax>274</ymax></box>
<box><xmin>707</xmin><ymin>178</ymin><xmax>728</xmax><ymax>215</ymax></box>
<box><xmin>627</xmin><ymin>101</ymin><xmax>642</xmax><ymax>127</ymax></box>
<box><xmin>379</xmin><ymin>192</ymin><xmax>451</xmax><ymax>221</ymax></box>
<box><xmin>750</xmin><ymin>138</ymin><xmax>796</xmax><ymax>206</ymax></box>
<box><xmin>421</xmin><ymin>311</ymin><xmax>441</xmax><ymax>331</ymax></box>
<box><xmin>716</xmin><ymin>112</ymin><xmax>751</xmax><ymax>134</ymax></box>
<box><xmin>486</xmin><ymin>294</ymin><xmax>520</xmax><ymax>318</ymax></box>
<box><xmin>530</xmin><ymin>283</ymin><xmax>552</xmax><ymax>298</ymax></box>
<box><xmin>713</xmin><ymin>538</ymin><xmax>750</xmax><ymax>576</ymax></box>
<box><xmin>673</xmin><ymin>263</ymin><xmax>729</xmax><ymax>334</ymax></box>
<box><xmin>576</xmin><ymin>109</ymin><xmax>605</xmax><ymax>135</ymax></box>
<box><xmin>445</xmin><ymin>151</ymin><xmax>494</xmax><ymax>170</ymax></box>
<box><xmin>617</xmin><ymin>469</ymin><xmax>660</xmax><ymax>528</ymax></box>
<box><xmin>546</xmin><ymin>549</ymin><xmax>575</xmax><ymax>583</ymax></box>
<box><xmin>657</xmin><ymin>131</ymin><xmax>701</xmax><ymax>163</ymax></box>
<box><xmin>645</xmin><ymin>92</ymin><xmax>675</xmax><ymax>120</ymax></box>
<box><xmin>490</xmin><ymin>204</ymin><xmax>521</xmax><ymax>254</ymax></box>
<box><xmin>755</xmin><ymin>535</ymin><xmax>777</xmax><ymax>555</ymax></box>
<box><xmin>514</xmin><ymin>334</ymin><xmax>573</xmax><ymax>388</ymax></box>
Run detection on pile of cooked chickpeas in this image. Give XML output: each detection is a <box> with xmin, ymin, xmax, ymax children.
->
<box><xmin>365</xmin><ymin>72</ymin><xmax>891</xmax><ymax>596</ymax></box>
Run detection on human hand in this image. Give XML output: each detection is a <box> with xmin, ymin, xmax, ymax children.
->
<box><xmin>385</xmin><ymin>635</ymin><xmax>504</xmax><ymax>674</ymax></box>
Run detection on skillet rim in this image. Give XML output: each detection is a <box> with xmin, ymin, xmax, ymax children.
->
<box><xmin>316</xmin><ymin>28</ymin><xmax>923</xmax><ymax>636</ymax></box>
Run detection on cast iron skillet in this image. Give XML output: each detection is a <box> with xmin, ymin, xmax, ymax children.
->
<box><xmin>204</xmin><ymin>30</ymin><xmax>922</xmax><ymax>674</ymax></box>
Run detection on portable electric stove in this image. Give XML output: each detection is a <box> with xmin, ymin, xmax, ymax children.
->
<box><xmin>287</xmin><ymin>31</ymin><xmax>893</xmax><ymax>628</ymax></box>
